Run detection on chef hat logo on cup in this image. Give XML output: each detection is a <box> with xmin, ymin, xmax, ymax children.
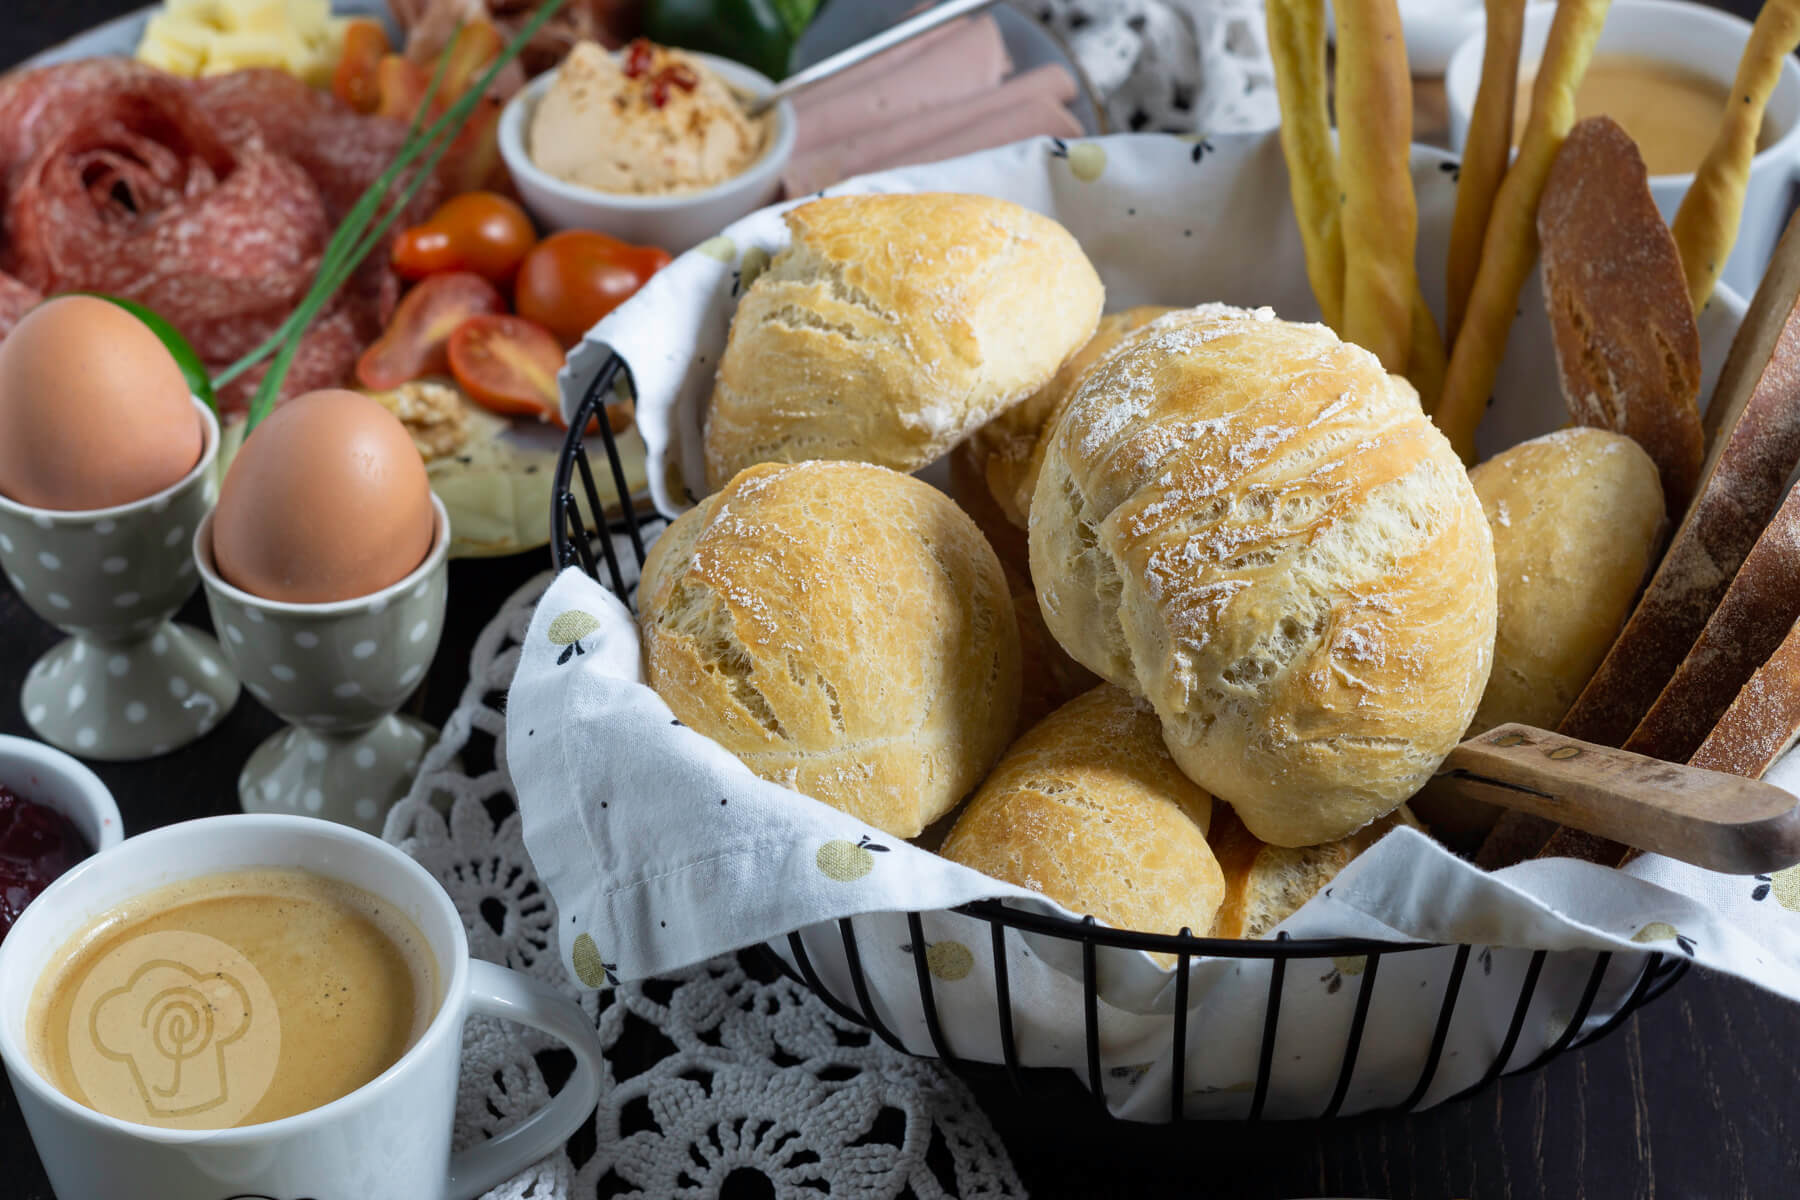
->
<box><xmin>65</xmin><ymin>931</ymin><xmax>278</xmax><ymax>1129</ymax></box>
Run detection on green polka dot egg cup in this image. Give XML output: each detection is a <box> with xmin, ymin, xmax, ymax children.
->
<box><xmin>194</xmin><ymin>495</ymin><xmax>449</xmax><ymax>836</ymax></box>
<box><xmin>0</xmin><ymin>397</ymin><xmax>239</xmax><ymax>761</ymax></box>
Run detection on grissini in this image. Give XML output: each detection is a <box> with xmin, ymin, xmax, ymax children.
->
<box><xmin>1446</xmin><ymin>0</ymin><xmax>1526</xmax><ymax>343</ymax></box>
<box><xmin>1266</xmin><ymin>0</ymin><xmax>1344</xmax><ymax>330</ymax></box>
<box><xmin>1671</xmin><ymin>0</ymin><xmax>1800</xmax><ymax>312</ymax></box>
<box><xmin>1435</xmin><ymin>0</ymin><xmax>1611</xmax><ymax>461</ymax></box>
<box><xmin>1538</xmin><ymin>116</ymin><xmax>1704</xmax><ymax>515</ymax></box>
<box><xmin>1332</xmin><ymin>0</ymin><xmax>1418</xmax><ymax>371</ymax></box>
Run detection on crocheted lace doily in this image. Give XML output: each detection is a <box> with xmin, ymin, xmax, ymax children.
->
<box><xmin>383</xmin><ymin>571</ymin><xmax>1025</xmax><ymax>1200</ymax></box>
<box><xmin>1031</xmin><ymin>0</ymin><xmax>1279</xmax><ymax>135</ymax></box>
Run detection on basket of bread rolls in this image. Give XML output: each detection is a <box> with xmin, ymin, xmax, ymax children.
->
<box><xmin>508</xmin><ymin>0</ymin><xmax>1800</xmax><ymax>1121</ymax></box>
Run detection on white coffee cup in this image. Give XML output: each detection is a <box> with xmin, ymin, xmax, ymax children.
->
<box><xmin>1446</xmin><ymin>0</ymin><xmax>1800</xmax><ymax>299</ymax></box>
<box><xmin>0</xmin><ymin>815</ymin><xmax>604</xmax><ymax>1200</ymax></box>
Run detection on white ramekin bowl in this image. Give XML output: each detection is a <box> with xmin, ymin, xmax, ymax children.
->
<box><xmin>0</xmin><ymin>733</ymin><xmax>125</xmax><ymax>856</ymax></box>
<box><xmin>499</xmin><ymin>50</ymin><xmax>797</xmax><ymax>253</ymax></box>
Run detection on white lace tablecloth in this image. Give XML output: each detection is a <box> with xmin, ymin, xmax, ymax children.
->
<box><xmin>382</xmin><ymin>573</ymin><xmax>1023</xmax><ymax>1199</ymax></box>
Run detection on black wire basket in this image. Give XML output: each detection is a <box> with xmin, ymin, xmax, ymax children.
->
<box><xmin>549</xmin><ymin>353</ymin><xmax>1690</xmax><ymax>1122</ymax></box>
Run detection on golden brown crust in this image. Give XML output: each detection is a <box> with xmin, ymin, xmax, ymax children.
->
<box><xmin>1208</xmin><ymin>803</ymin><xmax>1419</xmax><ymax>939</ymax></box>
<box><xmin>1002</xmin><ymin>559</ymin><xmax>1101</xmax><ymax>736</ymax></box>
<box><xmin>1538</xmin><ymin>117</ymin><xmax>1704</xmax><ymax>514</ymax></box>
<box><xmin>639</xmin><ymin>461</ymin><xmax>1022</xmax><ymax>838</ymax></box>
<box><xmin>941</xmin><ymin>684</ymin><xmax>1223</xmax><ymax>940</ymax></box>
<box><xmin>703</xmin><ymin>193</ymin><xmax>1103</xmax><ymax>489</ymax></box>
<box><xmin>1468</xmin><ymin>429</ymin><xmax>1666</xmax><ymax>736</ymax></box>
<box><xmin>1030</xmin><ymin>305</ymin><xmax>1496</xmax><ymax>847</ymax></box>
<box><xmin>961</xmin><ymin>306</ymin><xmax>1179</xmax><ymax>529</ymax></box>
<box><xmin>1265</xmin><ymin>0</ymin><xmax>1344</xmax><ymax>330</ymax></box>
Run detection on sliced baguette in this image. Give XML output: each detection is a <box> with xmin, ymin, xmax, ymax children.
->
<box><xmin>1538</xmin><ymin>117</ymin><xmax>1704</xmax><ymax>514</ymax></box>
<box><xmin>1627</xmin><ymin>484</ymin><xmax>1800</xmax><ymax>763</ymax></box>
<box><xmin>1689</xmin><ymin>617</ymin><xmax>1800</xmax><ymax>779</ymax></box>
<box><xmin>1479</xmin><ymin>207</ymin><xmax>1800</xmax><ymax>869</ymax></box>
<box><xmin>1557</xmin><ymin>206</ymin><xmax>1800</xmax><ymax>749</ymax></box>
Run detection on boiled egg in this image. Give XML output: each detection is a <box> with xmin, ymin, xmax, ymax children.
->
<box><xmin>212</xmin><ymin>388</ymin><xmax>435</xmax><ymax>603</ymax></box>
<box><xmin>0</xmin><ymin>295</ymin><xmax>202</xmax><ymax>510</ymax></box>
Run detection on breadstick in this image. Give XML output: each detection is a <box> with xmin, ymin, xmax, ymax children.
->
<box><xmin>1446</xmin><ymin>0</ymin><xmax>1526</xmax><ymax>343</ymax></box>
<box><xmin>1671</xmin><ymin>0</ymin><xmax>1800</xmax><ymax>312</ymax></box>
<box><xmin>1267</xmin><ymin>0</ymin><xmax>1344</xmax><ymax>329</ymax></box>
<box><xmin>1409</xmin><ymin>290</ymin><xmax>1447</xmax><ymax>413</ymax></box>
<box><xmin>1333</xmin><ymin>0</ymin><xmax>1417</xmax><ymax>374</ymax></box>
<box><xmin>1435</xmin><ymin>0</ymin><xmax>1612</xmax><ymax>461</ymax></box>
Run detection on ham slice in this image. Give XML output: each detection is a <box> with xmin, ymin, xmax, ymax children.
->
<box><xmin>785</xmin><ymin>66</ymin><xmax>1080</xmax><ymax>195</ymax></box>
<box><xmin>791</xmin><ymin>14</ymin><xmax>1011</xmax><ymax>154</ymax></box>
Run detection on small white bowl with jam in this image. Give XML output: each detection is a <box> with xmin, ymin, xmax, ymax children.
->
<box><xmin>0</xmin><ymin>734</ymin><xmax>124</xmax><ymax>941</ymax></box>
<box><xmin>499</xmin><ymin>39</ymin><xmax>798</xmax><ymax>253</ymax></box>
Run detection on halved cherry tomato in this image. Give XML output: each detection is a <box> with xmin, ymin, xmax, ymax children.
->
<box><xmin>447</xmin><ymin>314</ymin><xmax>564</xmax><ymax>421</ymax></box>
<box><xmin>514</xmin><ymin>232</ymin><xmax>672</xmax><ymax>347</ymax></box>
<box><xmin>393</xmin><ymin>193</ymin><xmax>537</xmax><ymax>285</ymax></box>
<box><xmin>373</xmin><ymin>54</ymin><xmax>432</xmax><ymax>123</ymax></box>
<box><xmin>448</xmin><ymin>315</ymin><xmax>634</xmax><ymax>434</ymax></box>
<box><xmin>356</xmin><ymin>273</ymin><xmax>505</xmax><ymax>391</ymax></box>
<box><xmin>436</xmin><ymin>20</ymin><xmax>505</xmax><ymax>101</ymax></box>
<box><xmin>332</xmin><ymin>19</ymin><xmax>389</xmax><ymax>115</ymax></box>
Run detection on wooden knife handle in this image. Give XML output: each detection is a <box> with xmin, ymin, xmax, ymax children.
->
<box><xmin>1426</xmin><ymin>723</ymin><xmax>1800</xmax><ymax>875</ymax></box>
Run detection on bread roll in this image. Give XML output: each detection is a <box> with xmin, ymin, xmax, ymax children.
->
<box><xmin>704</xmin><ymin>192</ymin><xmax>1104</xmax><ymax>489</ymax></box>
<box><xmin>1004</xmin><ymin>560</ymin><xmax>1101</xmax><ymax>734</ymax></box>
<box><xmin>640</xmin><ymin>461</ymin><xmax>1021</xmax><ymax>838</ymax></box>
<box><xmin>1208</xmin><ymin>803</ymin><xmax>1420</xmax><ymax>939</ymax></box>
<box><xmin>964</xmin><ymin>305</ymin><xmax>1177</xmax><ymax>528</ymax></box>
<box><xmin>1031</xmin><ymin>304</ymin><xmax>1495</xmax><ymax>847</ymax></box>
<box><xmin>1470</xmin><ymin>428</ymin><xmax>1666</xmax><ymax>734</ymax></box>
<box><xmin>941</xmin><ymin>684</ymin><xmax>1224</xmax><ymax>940</ymax></box>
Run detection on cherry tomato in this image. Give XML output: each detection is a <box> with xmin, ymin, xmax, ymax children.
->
<box><xmin>514</xmin><ymin>231</ymin><xmax>672</xmax><ymax>347</ymax></box>
<box><xmin>331</xmin><ymin>19</ymin><xmax>389</xmax><ymax>115</ymax></box>
<box><xmin>356</xmin><ymin>273</ymin><xmax>505</xmax><ymax>391</ymax></box>
<box><xmin>436</xmin><ymin>20</ymin><xmax>505</xmax><ymax>101</ymax></box>
<box><xmin>393</xmin><ymin>193</ymin><xmax>537</xmax><ymax>285</ymax></box>
<box><xmin>447</xmin><ymin>315</ymin><xmax>564</xmax><ymax>421</ymax></box>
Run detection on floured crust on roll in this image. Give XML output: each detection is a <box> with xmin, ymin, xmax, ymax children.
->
<box><xmin>703</xmin><ymin>192</ymin><xmax>1104</xmax><ymax>489</ymax></box>
<box><xmin>1030</xmin><ymin>304</ymin><xmax>1496</xmax><ymax>847</ymax></box>
<box><xmin>639</xmin><ymin>460</ymin><xmax>1022</xmax><ymax>838</ymax></box>
<box><xmin>941</xmin><ymin>684</ymin><xmax>1224</xmax><ymax>942</ymax></box>
<box><xmin>1208</xmin><ymin>802</ymin><xmax>1420</xmax><ymax>939</ymax></box>
<box><xmin>964</xmin><ymin>305</ymin><xmax>1178</xmax><ymax>528</ymax></box>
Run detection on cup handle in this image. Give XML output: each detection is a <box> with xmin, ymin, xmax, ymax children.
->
<box><xmin>445</xmin><ymin>959</ymin><xmax>605</xmax><ymax>1200</ymax></box>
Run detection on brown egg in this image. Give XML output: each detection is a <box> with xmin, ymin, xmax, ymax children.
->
<box><xmin>0</xmin><ymin>295</ymin><xmax>202</xmax><ymax>510</ymax></box>
<box><xmin>213</xmin><ymin>389</ymin><xmax>435</xmax><ymax>604</ymax></box>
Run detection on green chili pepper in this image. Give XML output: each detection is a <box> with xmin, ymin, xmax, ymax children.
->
<box><xmin>645</xmin><ymin>0</ymin><xmax>821</xmax><ymax>81</ymax></box>
<box><xmin>76</xmin><ymin>293</ymin><xmax>217</xmax><ymax>414</ymax></box>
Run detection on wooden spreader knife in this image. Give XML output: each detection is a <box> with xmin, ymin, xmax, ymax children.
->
<box><xmin>1420</xmin><ymin>723</ymin><xmax>1800</xmax><ymax>875</ymax></box>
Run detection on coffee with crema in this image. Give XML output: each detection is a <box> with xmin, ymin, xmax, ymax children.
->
<box><xmin>26</xmin><ymin>867</ymin><xmax>438</xmax><ymax>1130</ymax></box>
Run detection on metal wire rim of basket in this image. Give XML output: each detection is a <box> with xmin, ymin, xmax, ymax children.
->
<box><xmin>549</xmin><ymin>353</ymin><xmax>1690</xmax><ymax>1121</ymax></box>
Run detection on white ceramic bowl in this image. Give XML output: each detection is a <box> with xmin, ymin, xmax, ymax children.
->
<box><xmin>1446</xmin><ymin>0</ymin><xmax>1800</xmax><ymax>299</ymax></box>
<box><xmin>0</xmin><ymin>733</ymin><xmax>124</xmax><ymax>857</ymax></box>
<box><xmin>499</xmin><ymin>51</ymin><xmax>797</xmax><ymax>253</ymax></box>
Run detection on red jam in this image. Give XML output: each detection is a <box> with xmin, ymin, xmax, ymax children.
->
<box><xmin>0</xmin><ymin>784</ymin><xmax>90</xmax><ymax>941</ymax></box>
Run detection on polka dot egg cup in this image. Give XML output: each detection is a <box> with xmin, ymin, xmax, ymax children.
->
<box><xmin>193</xmin><ymin>495</ymin><xmax>450</xmax><ymax>836</ymax></box>
<box><xmin>0</xmin><ymin>397</ymin><xmax>239</xmax><ymax>761</ymax></box>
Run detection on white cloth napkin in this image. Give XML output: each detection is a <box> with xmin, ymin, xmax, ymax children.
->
<box><xmin>517</xmin><ymin>132</ymin><xmax>1800</xmax><ymax>1119</ymax></box>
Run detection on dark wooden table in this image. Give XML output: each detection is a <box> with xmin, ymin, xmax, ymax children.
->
<box><xmin>4</xmin><ymin>3</ymin><xmax>1799</xmax><ymax>1197</ymax></box>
